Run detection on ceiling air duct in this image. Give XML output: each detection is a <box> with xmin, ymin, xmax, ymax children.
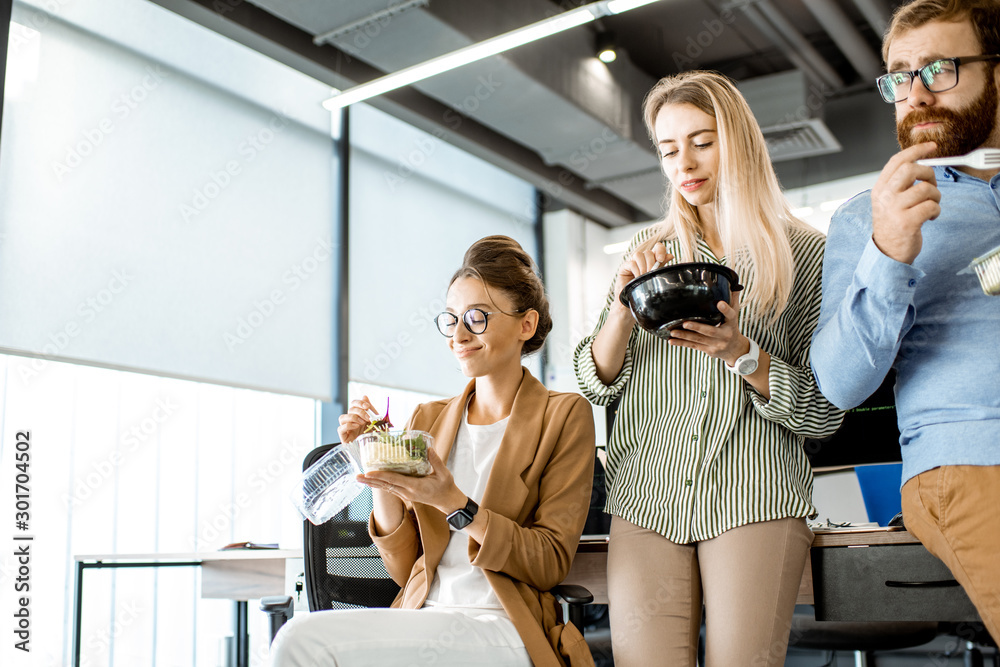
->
<box><xmin>738</xmin><ymin>70</ymin><xmax>842</xmax><ymax>162</ymax></box>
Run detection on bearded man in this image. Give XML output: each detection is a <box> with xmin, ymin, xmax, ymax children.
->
<box><xmin>811</xmin><ymin>0</ymin><xmax>1000</xmax><ymax>641</ymax></box>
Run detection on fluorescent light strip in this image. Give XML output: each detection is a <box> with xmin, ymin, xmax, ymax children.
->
<box><xmin>603</xmin><ymin>240</ymin><xmax>632</xmax><ymax>255</ymax></box>
<box><xmin>322</xmin><ymin>0</ymin><xmax>663</xmax><ymax>110</ymax></box>
<box><xmin>606</xmin><ymin>0</ymin><xmax>663</xmax><ymax>12</ymax></box>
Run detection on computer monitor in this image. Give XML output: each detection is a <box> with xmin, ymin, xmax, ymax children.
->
<box><xmin>805</xmin><ymin>370</ymin><xmax>902</xmax><ymax>470</ymax></box>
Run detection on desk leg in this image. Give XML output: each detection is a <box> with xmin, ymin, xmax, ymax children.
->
<box><xmin>235</xmin><ymin>601</ymin><xmax>248</xmax><ymax>667</ymax></box>
<box><xmin>73</xmin><ymin>562</ymin><xmax>84</xmax><ymax>667</ymax></box>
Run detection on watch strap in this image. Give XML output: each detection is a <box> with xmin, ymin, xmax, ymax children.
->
<box><xmin>446</xmin><ymin>497</ymin><xmax>479</xmax><ymax>530</ymax></box>
<box><xmin>725</xmin><ymin>338</ymin><xmax>759</xmax><ymax>376</ymax></box>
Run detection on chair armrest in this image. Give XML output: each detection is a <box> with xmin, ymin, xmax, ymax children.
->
<box><xmin>553</xmin><ymin>584</ymin><xmax>594</xmax><ymax>606</ymax></box>
<box><xmin>553</xmin><ymin>584</ymin><xmax>594</xmax><ymax>632</ymax></box>
<box><xmin>260</xmin><ymin>595</ymin><xmax>294</xmax><ymax>643</ymax></box>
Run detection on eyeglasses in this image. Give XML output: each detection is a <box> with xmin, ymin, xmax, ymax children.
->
<box><xmin>434</xmin><ymin>308</ymin><xmax>525</xmax><ymax>337</ymax></box>
<box><xmin>876</xmin><ymin>54</ymin><xmax>1000</xmax><ymax>103</ymax></box>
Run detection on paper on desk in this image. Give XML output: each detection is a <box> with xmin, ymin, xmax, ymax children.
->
<box><xmin>219</xmin><ymin>541</ymin><xmax>280</xmax><ymax>550</ymax></box>
<box><xmin>808</xmin><ymin>522</ymin><xmax>902</xmax><ymax>534</ymax></box>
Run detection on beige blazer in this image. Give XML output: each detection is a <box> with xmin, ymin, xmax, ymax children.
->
<box><xmin>368</xmin><ymin>368</ymin><xmax>596</xmax><ymax>666</ymax></box>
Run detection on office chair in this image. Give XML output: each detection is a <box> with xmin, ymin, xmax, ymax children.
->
<box><xmin>788</xmin><ymin>604</ymin><xmax>940</xmax><ymax>666</ymax></box>
<box><xmin>261</xmin><ymin>443</ymin><xmax>594</xmax><ymax>642</ymax></box>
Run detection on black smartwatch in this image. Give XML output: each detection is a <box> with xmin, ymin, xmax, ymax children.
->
<box><xmin>446</xmin><ymin>497</ymin><xmax>479</xmax><ymax>530</ymax></box>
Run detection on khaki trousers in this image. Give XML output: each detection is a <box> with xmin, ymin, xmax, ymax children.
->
<box><xmin>607</xmin><ymin>515</ymin><xmax>813</xmax><ymax>667</ymax></box>
<box><xmin>901</xmin><ymin>465</ymin><xmax>1000</xmax><ymax>642</ymax></box>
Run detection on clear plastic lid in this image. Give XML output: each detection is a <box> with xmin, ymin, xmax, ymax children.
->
<box><xmin>289</xmin><ymin>444</ymin><xmax>364</xmax><ymax>526</ymax></box>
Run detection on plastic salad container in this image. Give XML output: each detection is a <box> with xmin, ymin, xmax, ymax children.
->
<box><xmin>357</xmin><ymin>429</ymin><xmax>433</xmax><ymax>477</ymax></box>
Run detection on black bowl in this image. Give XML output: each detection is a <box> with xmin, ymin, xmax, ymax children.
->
<box><xmin>619</xmin><ymin>262</ymin><xmax>743</xmax><ymax>340</ymax></box>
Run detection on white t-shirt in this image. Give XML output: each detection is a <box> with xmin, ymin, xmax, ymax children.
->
<box><xmin>423</xmin><ymin>403</ymin><xmax>507</xmax><ymax>612</ymax></box>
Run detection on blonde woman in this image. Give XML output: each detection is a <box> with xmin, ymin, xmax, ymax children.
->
<box><xmin>573</xmin><ymin>71</ymin><xmax>843</xmax><ymax>666</ymax></box>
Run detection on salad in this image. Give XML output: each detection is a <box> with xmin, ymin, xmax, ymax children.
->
<box><xmin>358</xmin><ymin>429</ymin><xmax>433</xmax><ymax>477</ymax></box>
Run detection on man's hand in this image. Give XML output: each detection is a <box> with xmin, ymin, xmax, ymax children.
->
<box><xmin>871</xmin><ymin>142</ymin><xmax>941</xmax><ymax>265</ymax></box>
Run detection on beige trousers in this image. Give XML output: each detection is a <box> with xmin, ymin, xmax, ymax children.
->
<box><xmin>901</xmin><ymin>465</ymin><xmax>1000</xmax><ymax>642</ymax></box>
<box><xmin>607</xmin><ymin>515</ymin><xmax>813</xmax><ymax>667</ymax></box>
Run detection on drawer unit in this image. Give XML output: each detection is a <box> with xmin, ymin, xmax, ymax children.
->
<box><xmin>812</xmin><ymin>543</ymin><xmax>981</xmax><ymax>622</ymax></box>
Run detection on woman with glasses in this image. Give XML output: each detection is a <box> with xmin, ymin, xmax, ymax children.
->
<box><xmin>573</xmin><ymin>71</ymin><xmax>843</xmax><ymax>666</ymax></box>
<box><xmin>271</xmin><ymin>235</ymin><xmax>596</xmax><ymax>667</ymax></box>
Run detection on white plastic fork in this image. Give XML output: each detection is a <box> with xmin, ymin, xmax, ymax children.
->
<box><xmin>917</xmin><ymin>147</ymin><xmax>1000</xmax><ymax>169</ymax></box>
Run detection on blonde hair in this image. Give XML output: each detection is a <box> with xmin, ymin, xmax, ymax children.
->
<box><xmin>637</xmin><ymin>70</ymin><xmax>810</xmax><ymax>322</ymax></box>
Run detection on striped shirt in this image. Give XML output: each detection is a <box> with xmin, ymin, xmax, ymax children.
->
<box><xmin>573</xmin><ymin>225</ymin><xmax>844</xmax><ymax>544</ymax></box>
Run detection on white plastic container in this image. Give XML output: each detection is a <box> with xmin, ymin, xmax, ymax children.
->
<box><xmin>289</xmin><ymin>445</ymin><xmax>364</xmax><ymax>525</ymax></box>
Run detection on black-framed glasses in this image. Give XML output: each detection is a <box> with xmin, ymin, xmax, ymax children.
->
<box><xmin>434</xmin><ymin>308</ymin><xmax>525</xmax><ymax>337</ymax></box>
<box><xmin>876</xmin><ymin>54</ymin><xmax>1000</xmax><ymax>103</ymax></box>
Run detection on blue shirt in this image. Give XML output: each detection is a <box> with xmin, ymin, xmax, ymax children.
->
<box><xmin>811</xmin><ymin>167</ymin><xmax>1000</xmax><ymax>485</ymax></box>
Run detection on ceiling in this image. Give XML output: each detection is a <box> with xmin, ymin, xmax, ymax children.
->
<box><xmin>153</xmin><ymin>0</ymin><xmax>908</xmax><ymax>227</ymax></box>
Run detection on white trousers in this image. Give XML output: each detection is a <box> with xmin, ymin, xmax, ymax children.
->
<box><xmin>269</xmin><ymin>607</ymin><xmax>533</xmax><ymax>667</ymax></box>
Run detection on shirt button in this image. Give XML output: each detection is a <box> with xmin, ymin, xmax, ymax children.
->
<box><xmin>907</xmin><ymin>279</ymin><xmax>916</xmax><ymax>287</ymax></box>
<box><xmin>691</xmin><ymin>435</ymin><xmax>698</xmax><ymax>441</ymax></box>
<box><xmin>685</xmin><ymin>479</ymin><xmax>693</xmax><ymax>487</ymax></box>
<box><xmin>700</xmin><ymin>391</ymin><xmax>707</xmax><ymax>398</ymax></box>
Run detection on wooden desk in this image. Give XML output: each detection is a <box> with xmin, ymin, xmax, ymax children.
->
<box><xmin>564</xmin><ymin>529</ymin><xmax>978</xmax><ymax>623</ymax></box>
<box><xmin>74</xmin><ymin>529</ymin><xmax>979</xmax><ymax>666</ymax></box>
<box><xmin>797</xmin><ymin>529</ymin><xmax>923</xmax><ymax>606</ymax></box>
<box><xmin>72</xmin><ymin>550</ymin><xmax>300</xmax><ymax>667</ymax></box>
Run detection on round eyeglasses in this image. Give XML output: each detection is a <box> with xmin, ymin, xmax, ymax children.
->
<box><xmin>876</xmin><ymin>54</ymin><xmax>1000</xmax><ymax>103</ymax></box>
<box><xmin>434</xmin><ymin>308</ymin><xmax>526</xmax><ymax>337</ymax></box>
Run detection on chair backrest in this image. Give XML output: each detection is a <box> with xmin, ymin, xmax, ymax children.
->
<box><xmin>302</xmin><ymin>444</ymin><xmax>401</xmax><ymax>612</ymax></box>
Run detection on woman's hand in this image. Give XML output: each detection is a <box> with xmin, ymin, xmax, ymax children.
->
<box><xmin>337</xmin><ymin>395</ymin><xmax>380</xmax><ymax>444</ymax></box>
<box><xmin>357</xmin><ymin>448</ymin><xmax>467</xmax><ymax>516</ymax></box>
<box><xmin>612</xmin><ymin>245</ymin><xmax>674</xmax><ymax>314</ymax></box>
<box><xmin>667</xmin><ymin>289</ymin><xmax>749</xmax><ymax>365</ymax></box>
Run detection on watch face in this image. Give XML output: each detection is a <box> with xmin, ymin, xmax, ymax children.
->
<box><xmin>447</xmin><ymin>510</ymin><xmax>474</xmax><ymax>530</ymax></box>
<box><xmin>737</xmin><ymin>359</ymin><xmax>758</xmax><ymax>375</ymax></box>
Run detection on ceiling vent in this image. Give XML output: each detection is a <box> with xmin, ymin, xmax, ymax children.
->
<box><xmin>739</xmin><ymin>70</ymin><xmax>843</xmax><ymax>161</ymax></box>
<box><xmin>761</xmin><ymin>117</ymin><xmax>842</xmax><ymax>162</ymax></box>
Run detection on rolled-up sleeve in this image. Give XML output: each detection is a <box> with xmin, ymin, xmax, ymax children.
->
<box><xmin>573</xmin><ymin>331</ymin><xmax>632</xmax><ymax>406</ymax></box>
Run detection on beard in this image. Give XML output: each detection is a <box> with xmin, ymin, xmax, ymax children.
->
<box><xmin>897</xmin><ymin>73</ymin><xmax>999</xmax><ymax>157</ymax></box>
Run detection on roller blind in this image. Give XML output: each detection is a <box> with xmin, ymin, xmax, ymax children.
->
<box><xmin>0</xmin><ymin>0</ymin><xmax>336</xmax><ymax>399</ymax></box>
<box><xmin>348</xmin><ymin>105</ymin><xmax>538</xmax><ymax>398</ymax></box>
